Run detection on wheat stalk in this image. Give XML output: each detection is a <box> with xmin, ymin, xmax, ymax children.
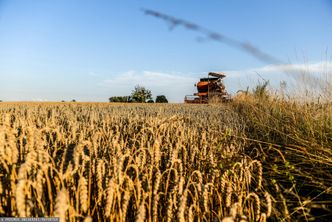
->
<box><xmin>54</xmin><ymin>188</ymin><xmax>68</xmax><ymax>222</ymax></box>
<box><xmin>79</xmin><ymin>176</ymin><xmax>89</xmax><ymax>213</ymax></box>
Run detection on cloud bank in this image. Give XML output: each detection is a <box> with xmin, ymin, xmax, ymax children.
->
<box><xmin>225</xmin><ymin>61</ymin><xmax>332</xmax><ymax>78</ymax></box>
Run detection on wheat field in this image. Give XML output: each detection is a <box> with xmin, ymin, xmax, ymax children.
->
<box><xmin>0</xmin><ymin>99</ymin><xmax>331</xmax><ymax>221</ymax></box>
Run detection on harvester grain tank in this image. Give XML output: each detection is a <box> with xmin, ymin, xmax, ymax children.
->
<box><xmin>184</xmin><ymin>72</ymin><xmax>231</xmax><ymax>103</ymax></box>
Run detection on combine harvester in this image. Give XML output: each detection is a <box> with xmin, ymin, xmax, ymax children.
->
<box><xmin>184</xmin><ymin>72</ymin><xmax>232</xmax><ymax>104</ymax></box>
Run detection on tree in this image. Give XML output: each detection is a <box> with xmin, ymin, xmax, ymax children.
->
<box><xmin>131</xmin><ymin>85</ymin><xmax>152</xmax><ymax>103</ymax></box>
<box><xmin>109</xmin><ymin>96</ymin><xmax>131</xmax><ymax>103</ymax></box>
<box><xmin>155</xmin><ymin>95</ymin><xmax>168</xmax><ymax>103</ymax></box>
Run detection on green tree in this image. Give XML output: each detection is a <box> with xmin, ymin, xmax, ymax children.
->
<box><xmin>109</xmin><ymin>96</ymin><xmax>131</xmax><ymax>103</ymax></box>
<box><xmin>155</xmin><ymin>95</ymin><xmax>168</xmax><ymax>103</ymax></box>
<box><xmin>131</xmin><ymin>85</ymin><xmax>152</xmax><ymax>103</ymax></box>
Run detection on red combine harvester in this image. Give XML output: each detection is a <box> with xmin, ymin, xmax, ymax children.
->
<box><xmin>184</xmin><ymin>72</ymin><xmax>231</xmax><ymax>104</ymax></box>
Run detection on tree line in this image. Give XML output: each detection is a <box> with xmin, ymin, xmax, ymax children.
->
<box><xmin>0</xmin><ymin>86</ymin><xmax>169</xmax><ymax>103</ymax></box>
<box><xmin>109</xmin><ymin>85</ymin><xmax>168</xmax><ymax>103</ymax></box>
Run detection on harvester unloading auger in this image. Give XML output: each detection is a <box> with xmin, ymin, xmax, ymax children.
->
<box><xmin>184</xmin><ymin>72</ymin><xmax>232</xmax><ymax>103</ymax></box>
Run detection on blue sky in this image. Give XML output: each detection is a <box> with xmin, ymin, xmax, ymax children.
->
<box><xmin>0</xmin><ymin>0</ymin><xmax>332</xmax><ymax>102</ymax></box>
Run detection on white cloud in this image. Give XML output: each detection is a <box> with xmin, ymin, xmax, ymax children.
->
<box><xmin>224</xmin><ymin>61</ymin><xmax>332</xmax><ymax>93</ymax></box>
<box><xmin>251</xmin><ymin>62</ymin><xmax>332</xmax><ymax>80</ymax></box>
<box><xmin>225</xmin><ymin>61</ymin><xmax>332</xmax><ymax>78</ymax></box>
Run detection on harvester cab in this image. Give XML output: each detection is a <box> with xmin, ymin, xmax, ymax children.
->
<box><xmin>184</xmin><ymin>72</ymin><xmax>231</xmax><ymax>104</ymax></box>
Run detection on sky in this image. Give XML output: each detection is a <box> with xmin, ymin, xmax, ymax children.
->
<box><xmin>0</xmin><ymin>0</ymin><xmax>332</xmax><ymax>102</ymax></box>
